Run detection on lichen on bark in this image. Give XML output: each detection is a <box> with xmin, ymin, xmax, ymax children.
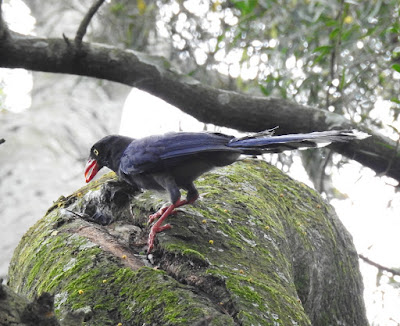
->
<box><xmin>7</xmin><ymin>160</ymin><xmax>368</xmax><ymax>325</ymax></box>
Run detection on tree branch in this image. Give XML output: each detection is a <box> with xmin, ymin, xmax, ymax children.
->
<box><xmin>359</xmin><ymin>254</ymin><xmax>400</xmax><ymax>277</ymax></box>
<box><xmin>0</xmin><ymin>31</ymin><xmax>399</xmax><ymax>182</ymax></box>
<box><xmin>0</xmin><ymin>0</ymin><xmax>7</xmax><ymax>40</ymax></box>
<box><xmin>75</xmin><ymin>0</ymin><xmax>106</xmax><ymax>48</ymax></box>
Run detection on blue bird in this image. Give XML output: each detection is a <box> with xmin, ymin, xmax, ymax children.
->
<box><xmin>85</xmin><ymin>129</ymin><xmax>366</xmax><ymax>252</ymax></box>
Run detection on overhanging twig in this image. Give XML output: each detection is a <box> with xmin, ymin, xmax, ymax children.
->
<box><xmin>359</xmin><ymin>254</ymin><xmax>400</xmax><ymax>277</ymax></box>
<box><xmin>75</xmin><ymin>0</ymin><xmax>106</xmax><ymax>48</ymax></box>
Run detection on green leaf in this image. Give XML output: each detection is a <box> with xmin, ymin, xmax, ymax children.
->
<box><xmin>389</xmin><ymin>22</ymin><xmax>400</xmax><ymax>34</ymax></box>
<box><xmin>325</xmin><ymin>19</ymin><xmax>339</xmax><ymax>27</ymax></box>
<box><xmin>390</xmin><ymin>97</ymin><xmax>400</xmax><ymax>104</ymax></box>
<box><xmin>110</xmin><ymin>2</ymin><xmax>125</xmax><ymax>15</ymax></box>
<box><xmin>362</xmin><ymin>26</ymin><xmax>378</xmax><ymax>38</ymax></box>
<box><xmin>392</xmin><ymin>64</ymin><xmax>400</xmax><ymax>73</ymax></box>
<box><xmin>232</xmin><ymin>0</ymin><xmax>258</xmax><ymax>15</ymax></box>
<box><xmin>342</xmin><ymin>25</ymin><xmax>359</xmax><ymax>41</ymax></box>
<box><xmin>259</xmin><ymin>83</ymin><xmax>272</xmax><ymax>96</ymax></box>
<box><xmin>329</xmin><ymin>27</ymin><xmax>340</xmax><ymax>40</ymax></box>
<box><xmin>311</xmin><ymin>45</ymin><xmax>332</xmax><ymax>65</ymax></box>
<box><xmin>312</xmin><ymin>45</ymin><xmax>333</xmax><ymax>53</ymax></box>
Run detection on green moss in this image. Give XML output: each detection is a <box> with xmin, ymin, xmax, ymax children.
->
<box><xmin>8</xmin><ymin>160</ymin><xmax>365</xmax><ymax>325</ymax></box>
<box><xmin>227</xmin><ymin>278</ymin><xmax>263</xmax><ymax>305</ymax></box>
<box><xmin>147</xmin><ymin>160</ymin><xmax>322</xmax><ymax>324</ymax></box>
<box><xmin>105</xmin><ymin>267</ymin><xmax>234</xmax><ymax>325</ymax></box>
<box><xmin>9</xmin><ymin>209</ymin><xmax>234</xmax><ymax>325</ymax></box>
<box><xmin>181</xmin><ymin>249</ymin><xmax>207</xmax><ymax>263</ymax></box>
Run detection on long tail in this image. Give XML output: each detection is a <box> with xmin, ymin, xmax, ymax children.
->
<box><xmin>228</xmin><ymin>129</ymin><xmax>369</xmax><ymax>154</ymax></box>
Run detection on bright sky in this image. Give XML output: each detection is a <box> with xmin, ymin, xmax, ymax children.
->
<box><xmin>3</xmin><ymin>1</ymin><xmax>400</xmax><ymax>324</ymax></box>
<box><xmin>1</xmin><ymin>0</ymin><xmax>34</xmax><ymax>113</ymax></box>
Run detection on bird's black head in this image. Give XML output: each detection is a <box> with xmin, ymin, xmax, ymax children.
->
<box><xmin>85</xmin><ymin>135</ymin><xmax>133</xmax><ymax>183</ymax></box>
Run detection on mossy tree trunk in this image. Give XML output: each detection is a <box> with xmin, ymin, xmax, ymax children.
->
<box><xmin>7</xmin><ymin>160</ymin><xmax>368</xmax><ymax>326</ymax></box>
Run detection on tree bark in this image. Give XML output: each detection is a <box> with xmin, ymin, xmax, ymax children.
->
<box><xmin>7</xmin><ymin>161</ymin><xmax>368</xmax><ymax>326</ymax></box>
<box><xmin>0</xmin><ymin>26</ymin><xmax>398</xmax><ymax>183</ymax></box>
<box><xmin>0</xmin><ymin>283</ymin><xmax>58</xmax><ymax>326</ymax></box>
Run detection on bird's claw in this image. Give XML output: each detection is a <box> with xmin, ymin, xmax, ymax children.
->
<box><xmin>148</xmin><ymin>208</ymin><xmax>177</xmax><ymax>224</ymax></box>
<box><xmin>147</xmin><ymin>223</ymin><xmax>171</xmax><ymax>253</ymax></box>
<box><xmin>146</xmin><ymin>200</ymin><xmax>194</xmax><ymax>253</ymax></box>
<box><xmin>157</xmin><ymin>224</ymin><xmax>172</xmax><ymax>232</ymax></box>
<box><xmin>148</xmin><ymin>205</ymin><xmax>170</xmax><ymax>224</ymax></box>
<box><xmin>148</xmin><ymin>213</ymin><xmax>160</xmax><ymax>225</ymax></box>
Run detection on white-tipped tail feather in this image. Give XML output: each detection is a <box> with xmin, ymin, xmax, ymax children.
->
<box><xmin>228</xmin><ymin>129</ymin><xmax>369</xmax><ymax>154</ymax></box>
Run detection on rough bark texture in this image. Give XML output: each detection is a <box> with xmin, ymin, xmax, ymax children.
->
<box><xmin>0</xmin><ymin>283</ymin><xmax>58</xmax><ymax>326</ymax></box>
<box><xmin>0</xmin><ymin>281</ymin><xmax>96</xmax><ymax>325</ymax></box>
<box><xmin>7</xmin><ymin>160</ymin><xmax>367</xmax><ymax>326</ymax></box>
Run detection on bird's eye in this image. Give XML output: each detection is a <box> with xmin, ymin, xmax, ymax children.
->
<box><xmin>93</xmin><ymin>149</ymin><xmax>99</xmax><ymax>156</ymax></box>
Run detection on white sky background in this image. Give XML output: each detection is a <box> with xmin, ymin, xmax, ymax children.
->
<box><xmin>2</xmin><ymin>1</ymin><xmax>400</xmax><ymax>325</ymax></box>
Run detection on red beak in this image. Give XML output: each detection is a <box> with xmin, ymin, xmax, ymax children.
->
<box><xmin>85</xmin><ymin>159</ymin><xmax>100</xmax><ymax>183</ymax></box>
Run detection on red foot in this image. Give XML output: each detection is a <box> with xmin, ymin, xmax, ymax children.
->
<box><xmin>147</xmin><ymin>204</ymin><xmax>176</xmax><ymax>253</ymax></box>
<box><xmin>148</xmin><ymin>223</ymin><xmax>172</xmax><ymax>253</ymax></box>
<box><xmin>148</xmin><ymin>206</ymin><xmax>169</xmax><ymax>224</ymax></box>
<box><xmin>147</xmin><ymin>196</ymin><xmax>199</xmax><ymax>253</ymax></box>
<box><xmin>148</xmin><ymin>198</ymin><xmax>195</xmax><ymax>224</ymax></box>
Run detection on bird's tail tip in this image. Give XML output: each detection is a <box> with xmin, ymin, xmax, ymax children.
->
<box><xmin>344</xmin><ymin>129</ymin><xmax>371</xmax><ymax>140</ymax></box>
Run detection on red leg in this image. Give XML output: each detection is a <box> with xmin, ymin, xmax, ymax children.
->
<box><xmin>147</xmin><ymin>195</ymin><xmax>198</xmax><ymax>224</ymax></box>
<box><xmin>147</xmin><ymin>195</ymin><xmax>199</xmax><ymax>253</ymax></box>
<box><xmin>147</xmin><ymin>204</ymin><xmax>175</xmax><ymax>253</ymax></box>
<box><xmin>174</xmin><ymin>195</ymin><xmax>199</xmax><ymax>208</ymax></box>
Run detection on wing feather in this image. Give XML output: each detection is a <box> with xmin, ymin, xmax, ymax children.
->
<box><xmin>119</xmin><ymin>132</ymin><xmax>236</xmax><ymax>174</ymax></box>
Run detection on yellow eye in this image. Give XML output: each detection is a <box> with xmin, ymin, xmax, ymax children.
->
<box><xmin>93</xmin><ymin>149</ymin><xmax>99</xmax><ymax>156</ymax></box>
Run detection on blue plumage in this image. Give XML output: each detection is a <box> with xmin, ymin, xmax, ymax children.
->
<box><xmin>119</xmin><ymin>132</ymin><xmax>238</xmax><ymax>174</ymax></box>
<box><xmin>85</xmin><ymin>128</ymin><xmax>367</xmax><ymax>252</ymax></box>
<box><xmin>119</xmin><ymin>130</ymin><xmax>360</xmax><ymax>175</ymax></box>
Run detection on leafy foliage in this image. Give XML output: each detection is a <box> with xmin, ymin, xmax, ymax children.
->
<box><xmin>153</xmin><ymin>0</ymin><xmax>400</xmax><ymax>129</ymax></box>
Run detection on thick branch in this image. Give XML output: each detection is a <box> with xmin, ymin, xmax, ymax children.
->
<box><xmin>75</xmin><ymin>0</ymin><xmax>106</xmax><ymax>47</ymax></box>
<box><xmin>8</xmin><ymin>162</ymin><xmax>368</xmax><ymax>325</ymax></box>
<box><xmin>0</xmin><ymin>31</ymin><xmax>400</xmax><ymax>182</ymax></box>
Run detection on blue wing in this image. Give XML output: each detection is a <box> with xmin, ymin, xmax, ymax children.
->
<box><xmin>119</xmin><ymin>132</ymin><xmax>237</xmax><ymax>174</ymax></box>
<box><xmin>119</xmin><ymin>129</ymin><xmax>364</xmax><ymax>175</ymax></box>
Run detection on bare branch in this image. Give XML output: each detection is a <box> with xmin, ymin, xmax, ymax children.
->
<box><xmin>75</xmin><ymin>0</ymin><xmax>106</xmax><ymax>48</ymax></box>
<box><xmin>62</xmin><ymin>33</ymin><xmax>71</xmax><ymax>46</ymax></box>
<box><xmin>359</xmin><ymin>254</ymin><xmax>400</xmax><ymax>277</ymax></box>
<box><xmin>0</xmin><ymin>0</ymin><xmax>7</xmax><ymax>40</ymax></box>
<box><xmin>0</xmin><ymin>32</ymin><xmax>400</xmax><ymax>183</ymax></box>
